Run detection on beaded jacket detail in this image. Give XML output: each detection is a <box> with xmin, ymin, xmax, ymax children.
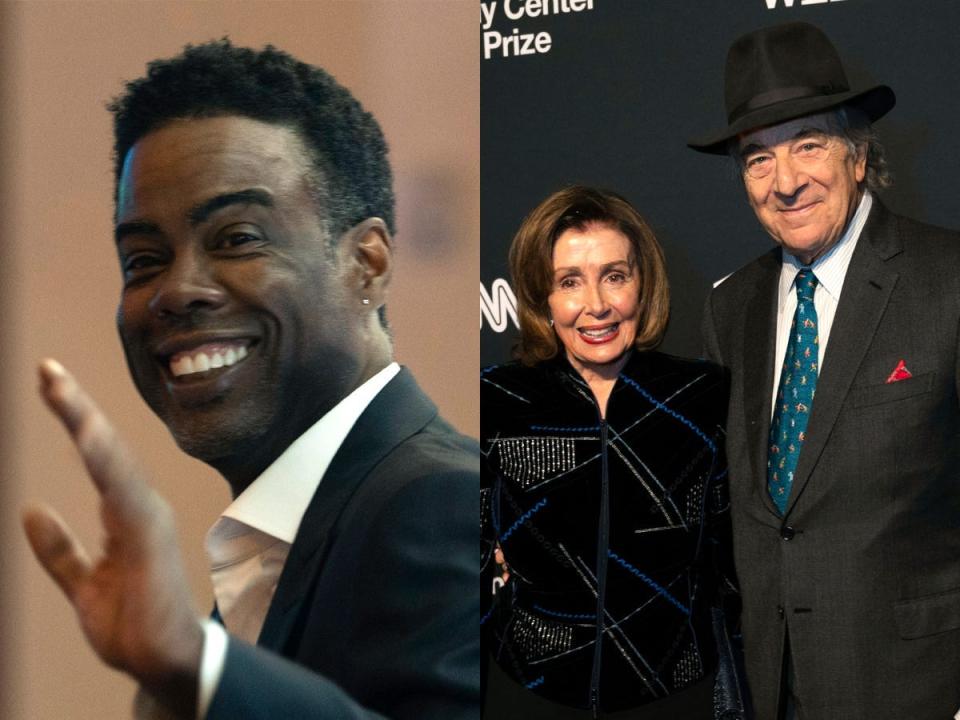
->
<box><xmin>481</xmin><ymin>351</ymin><xmax>735</xmax><ymax>713</ymax></box>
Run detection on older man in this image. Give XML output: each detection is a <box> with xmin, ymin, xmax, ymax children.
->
<box><xmin>23</xmin><ymin>41</ymin><xmax>479</xmax><ymax>720</ymax></box>
<box><xmin>692</xmin><ymin>22</ymin><xmax>960</xmax><ymax>720</ymax></box>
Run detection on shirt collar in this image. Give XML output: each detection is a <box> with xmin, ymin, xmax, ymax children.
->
<box><xmin>218</xmin><ymin>362</ymin><xmax>401</xmax><ymax>543</ymax></box>
<box><xmin>779</xmin><ymin>191</ymin><xmax>872</xmax><ymax>304</ymax></box>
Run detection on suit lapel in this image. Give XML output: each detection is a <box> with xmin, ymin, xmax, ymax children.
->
<box><xmin>256</xmin><ymin>367</ymin><xmax>438</xmax><ymax>652</ymax></box>
<box><xmin>785</xmin><ymin>201</ymin><xmax>902</xmax><ymax>515</ymax></box>
<box><xmin>743</xmin><ymin>249</ymin><xmax>782</xmax><ymax>515</ymax></box>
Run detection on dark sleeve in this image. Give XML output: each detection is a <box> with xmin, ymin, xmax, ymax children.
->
<box><xmin>480</xmin><ymin>434</ymin><xmax>498</xmax><ymax>635</ymax></box>
<box><xmin>701</xmin><ymin>288</ymin><xmax>725</xmax><ymax>368</ymax></box>
<box><xmin>700</xmin><ymin>290</ymin><xmax>736</xmax><ymax>602</ymax></box>
<box><xmin>480</xmin><ymin>382</ymin><xmax>504</xmax><ymax>708</ymax></box>
<box><xmin>702</xmin><ymin>369</ymin><xmax>747</xmax><ymax>718</ymax></box>
<box><xmin>706</xmin><ymin>412</ymin><xmax>739</xmax><ymax>613</ymax></box>
<box><xmin>208</xmin><ymin>640</ymin><xmax>390</xmax><ymax>720</ymax></box>
<box><xmin>955</xmin><ymin>291</ymin><xmax>960</xmax><ymax>409</ymax></box>
<box><xmin>207</xmin><ymin>466</ymin><xmax>480</xmax><ymax>720</ymax></box>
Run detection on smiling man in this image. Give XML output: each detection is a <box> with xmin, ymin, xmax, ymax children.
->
<box><xmin>23</xmin><ymin>41</ymin><xmax>479</xmax><ymax>720</ymax></box>
<box><xmin>690</xmin><ymin>22</ymin><xmax>960</xmax><ymax>720</ymax></box>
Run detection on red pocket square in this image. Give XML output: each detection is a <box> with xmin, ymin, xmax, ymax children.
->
<box><xmin>885</xmin><ymin>360</ymin><xmax>913</xmax><ymax>384</ymax></box>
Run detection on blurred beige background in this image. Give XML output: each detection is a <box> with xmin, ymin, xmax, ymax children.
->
<box><xmin>0</xmin><ymin>1</ymin><xmax>478</xmax><ymax>718</ymax></box>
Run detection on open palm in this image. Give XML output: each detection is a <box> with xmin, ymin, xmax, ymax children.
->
<box><xmin>23</xmin><ymin>360</ymin><xmax>203</xmax><ymax>718</ymax></box>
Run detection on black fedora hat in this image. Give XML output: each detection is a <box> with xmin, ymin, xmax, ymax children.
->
<box><xmin>688</xmin><ymin>21</ymin><xmax>895</xmax><ymax>155</ymax></box>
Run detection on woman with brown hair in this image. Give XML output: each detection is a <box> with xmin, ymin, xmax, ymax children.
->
<box><xmin>481</xmin><ymin>186</ymin><xmax>741</xmax><ymax>719</ymax></box>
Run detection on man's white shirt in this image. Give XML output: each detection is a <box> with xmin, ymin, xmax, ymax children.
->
<box><xmin>770</xmin><ymin>191</ymin><xmax>872</xmax><ymax>417</ymax></box>
<box><xmin>196</xmin><ymin>362</ymin><xmax>401</xmax><ymax>718</ymax></box>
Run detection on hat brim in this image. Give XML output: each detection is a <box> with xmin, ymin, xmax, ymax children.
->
<box><xmin>687</xmin><ymin>84</ymin><xmax>895</xmax><ymax>155</ymax></box>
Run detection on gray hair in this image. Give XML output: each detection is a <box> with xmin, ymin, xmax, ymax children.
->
<box><xmin>835</xmin><ymin>106</ymin><xmax>893</xmax><ymax>191</ymax></box>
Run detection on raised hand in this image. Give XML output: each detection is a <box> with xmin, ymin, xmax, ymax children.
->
<box><xmin>22</xmin><ymin>359</ymin><xmax>203</xmax><ymax>718</ymax></box>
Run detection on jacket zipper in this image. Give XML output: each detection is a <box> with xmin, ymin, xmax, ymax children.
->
<box><xmin>590</xmin><ymin>418</ymin><xmax>610</xmax><ymax>719</ymax></box>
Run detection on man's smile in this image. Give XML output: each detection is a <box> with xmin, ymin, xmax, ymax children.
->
<box><xmin>148</xmin><ymin>332</ymin><xmax>262</xmax><ymax>407</ymax></box>
<box><xmin>168</xmin><ymin>341</ymin><xmax>251</xmax><ymax>378</ymax></box>
<box><xmin>778</xmin><ymin>200</ymin><xmax>822</xmax><ymax>219</ymax></box>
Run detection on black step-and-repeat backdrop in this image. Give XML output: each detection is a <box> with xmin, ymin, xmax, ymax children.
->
<box><xmin>481</xmin><ymin>0</ymin><xmax>960</xmax><ymax>366</ymax></box>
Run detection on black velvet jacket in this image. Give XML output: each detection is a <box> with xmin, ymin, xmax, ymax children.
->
<box><xmin>481</xmin><ymin>351</ymin><xmax>735</xmax><ymax>714</ymax></box>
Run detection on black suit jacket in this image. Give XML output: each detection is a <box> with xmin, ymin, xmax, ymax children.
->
<box><xmin>702</xmin><ymin>200</ymin><xmax>960</xmax><ymax>719</ymax></box>
<box><xmin>206</xmin><ymin>368</ymin><xmax>480</xmax><ymax>719</ymax></box>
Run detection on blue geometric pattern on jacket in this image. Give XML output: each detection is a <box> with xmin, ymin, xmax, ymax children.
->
<box><xmin>481</xmin><ymin>351</ymin><xmax>739</xmax><ymax>714</ymax></box>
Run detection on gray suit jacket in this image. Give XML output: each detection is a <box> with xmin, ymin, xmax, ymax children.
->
<box><xmin>702</xmin><ymin>200</ymin><xmax>960</xmax><ymax>719</ymax></box>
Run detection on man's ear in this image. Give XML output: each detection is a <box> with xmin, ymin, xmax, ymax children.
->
<box><xmin>339</xmin><ymin>217</ymin><xmax>392</xmax><ymax>309</ymax></box>
<box><xmin>854</xmin><ymin>142</ymin><xmax>868</xmax><ymax>185</ymax></box>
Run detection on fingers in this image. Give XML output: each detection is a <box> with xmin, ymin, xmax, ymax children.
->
<box><xmin>39</xmin><ymin>359</ymin><xmax>124</xmax><ymax>491</ymax></box>
<box><xmin>38</xmin><ymin>359</ymin><xmax>86</xmax><ymax>437</ymax></box>
<box><xmin>38</xmin><ymin>359</ymin><xmax>153</xmax><ymax>525</ymax></box>
<box><xmin>494</xmin><ymin>544</ymin><xmax>510</xmax><ymax>583</ymax></box>
<box><xmin>22</xmin><ymin>503</ymin><xmax>93</xmax><ymax>600</ymax></box>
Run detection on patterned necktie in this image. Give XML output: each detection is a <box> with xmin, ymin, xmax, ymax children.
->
<box><xmin>768</xmin><ymin>268</ymin><xmax>819</xmax><ymax>514</ymax></box>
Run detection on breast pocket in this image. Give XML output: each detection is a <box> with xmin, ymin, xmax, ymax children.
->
<box><xmin>894</xmin><ymin>586</ymin><xmax>960</xmax><ymax>639</ymax></box>
<box><xmin>849</xmin><ymin>372</ymin><xmax>934</xmax><ymax>409</ymax></box>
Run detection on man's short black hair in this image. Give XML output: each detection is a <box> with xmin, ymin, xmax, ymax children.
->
<box><xmin>109</xmin><ymin>39</ymin><xmax>395</xmax><ymax>237</ymax></box>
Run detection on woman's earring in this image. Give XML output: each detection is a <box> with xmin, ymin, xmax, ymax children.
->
<box><xmin>362</xmin><ymin>297</ymin><xmax>371</xmax><ymax>305</ymax></box>
<box><xmin>549</xmin><ymin>318</ymin><xmax>554</xmax><ymax>327</ymax></box>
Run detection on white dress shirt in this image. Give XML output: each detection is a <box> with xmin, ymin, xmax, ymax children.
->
<box><xmin>196</xmin><ymin>362</ymin><xmax>401</xmax><ymax>718</ymax></box>
<box><xmin>770</xmin><ymin>192</ymin><xmax>873</xmax><ymax>416</ymax></box>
